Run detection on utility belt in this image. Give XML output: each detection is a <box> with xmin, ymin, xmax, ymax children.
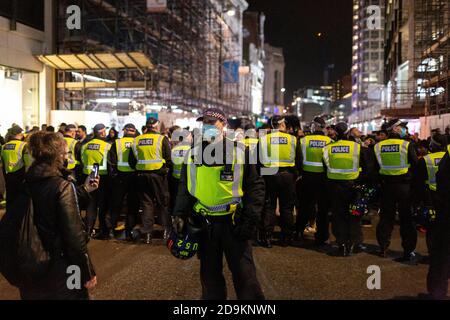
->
<box><xmin>193</xmin><ymin>200</ymin><xmax>243</xmax><ymax>225</ymax></box>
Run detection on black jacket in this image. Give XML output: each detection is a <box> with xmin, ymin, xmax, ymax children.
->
<box><xmin>173</xmin><ymin>139</ymin><xmax>265</xmax><ymax>229</ymax></box>
<box><xmin>24</xmin><ymin>163</ymin><xmax>95</xmax><ymax>287</ymax></box>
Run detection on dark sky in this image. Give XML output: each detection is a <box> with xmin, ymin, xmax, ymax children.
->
<box><xmin>246</xmin><ymin>0</ymin><xmax>353</xmax><ymax>103</ymax></box>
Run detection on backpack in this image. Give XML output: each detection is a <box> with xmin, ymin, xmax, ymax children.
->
<box><xmin>0</xmin><ymin>190</ymin><xmax>51</xmax><ymax>287</ymax></box>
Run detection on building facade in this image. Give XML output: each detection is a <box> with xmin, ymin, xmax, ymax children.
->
<box><xmin>263</xmin><ymin>43</ymin><xmax>285</xmax><ymax>115</ymax></box>
<box><xmin>0</xmin><ymin>0</ymin><xmax>54</xmax><ymax>135</ymax></box>
<box><xmin>242</xmin><ymin>11</ymin><xmax>265</xmax><ymax>115</ymax></box>
<box><xmin>350</xmin><ymin>0</ymin><xmax>386</xmax><ymax>127</ymax></box>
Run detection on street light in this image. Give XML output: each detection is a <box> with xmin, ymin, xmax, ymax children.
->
<box><xmin>226</xmin><ymin>9</ymin><xmax>236</xmax><ymax>17</ymax></box>
<box><xmin>281</xmin><ymin>88</ymin><xmax>286</xmax><ymax>93</ymax></box>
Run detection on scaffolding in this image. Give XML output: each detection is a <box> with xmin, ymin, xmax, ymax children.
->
<box><xmin>52</xmin><ymin>0</ymin><xmax>243</xmax><ymax>114</ymax></box>
<box><xmin>415</xmin><ymin>0</ymin><xmax>450</xmax><ymax>116</ymax></box>
<box><xmin>383</xmin><ymin>0</ymin><xmax>449</xmax><ymax>118</ymax></box>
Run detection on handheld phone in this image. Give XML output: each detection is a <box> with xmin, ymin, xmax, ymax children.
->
<box><xmin>90</xmin><ymin>163</ymin><xmax>100</xmax><ymax>182</ymax></box>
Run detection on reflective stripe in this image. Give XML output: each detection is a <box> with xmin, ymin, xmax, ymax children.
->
<box><xmin>155</xmin><ymin>135</ymin><xmax>163</xmax><ymax>161</ymax></box>
<box><xmin>196</xmin><ymin>198</ymin><xmax>242</xmax><ymax>213</ymax></box>
<box><xmin>138</xmin><ymin>159</ymin><xmax>164</xmax><ymax>164</ymax></box>
<box><xmin>118</xmin><ymin>162</ymin><xmax>130</xmax><ymax>167</ymax></box>
<box><xmin>189</xmin><ymin>157</ymin><xmax>197</xmax><ymax>195</ymax></box>
<box><xmin>424</xmin><ymin>155</ymin><xmax>437</xmax><ymax>186</ymax></box>
<box><xmin>324</xmin><ymin>143</ymin><xmax>359</xmax><ymax>174</ymax></box>
<box><xmin>68</xmin><ymin>139</ymin><xmax>77</xmax><ymax>164</ymax></box>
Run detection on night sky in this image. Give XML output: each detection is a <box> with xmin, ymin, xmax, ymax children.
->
<box><xmin>246</xmin><ymin>0</ymin><xmax>353</xmax><ymax>104</ymax></box>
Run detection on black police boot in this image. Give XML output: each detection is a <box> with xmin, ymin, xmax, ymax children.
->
<box><xmin>279</xmin><ymin>234</ymin><xmax>292</xmax><ymax>248</ymax></box>
<box><xmin>345</xmin><ymin>243</ymin><xmax>355</xmax><ymax>257</ymax></box>
<box><xmin>142</xmin><ymin>233</ymin><xmax>152</xmax><ymax>245</ymax></box>
<box><xmin>379</xmin><ymin>247</ymin><xmax>388</xmax><ymax>258</ymax></box>
<box><xmin>396</xmin><ymin>252</ymin><xmax>418</xmax><ymax>265</ymax></box>
<box><xmin>266</xmin><ymin>233</ymin><xmax>273</xmax><ymax>249</ymax></box>
<box><xmin>338</xmin><ymin>244</ymin><xmax>346</xmax><ymax>257</ymax></box>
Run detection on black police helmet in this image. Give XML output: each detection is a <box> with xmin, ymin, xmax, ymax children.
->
<box><xmin>167</xmin><ymin>220</ymin><xmax>202</xmax><ymax>260</ymax></box>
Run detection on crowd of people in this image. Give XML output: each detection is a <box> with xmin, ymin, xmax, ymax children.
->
<box><xmin>0</xmin><ymin>111</ymin><xmax>449</xmax><ymax>300</ymax></box>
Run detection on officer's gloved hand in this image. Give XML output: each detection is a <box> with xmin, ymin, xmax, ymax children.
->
<box><xmin>172</xmin><ymin>216</ymin><xmax>185</xmax><ymax>235</ymax></box>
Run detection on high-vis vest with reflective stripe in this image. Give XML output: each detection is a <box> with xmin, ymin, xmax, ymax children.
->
<box><xmin>244</xmin><ymin>138</ymin><xmax>259</xmax><ymax>150</ymax></box>
<box><xmin>1</xmin><ymin>140</ymin><xmax>27</xmax><ymax>174</ymax></box>
<box><xmin>116</xmin><ymin>137</ymin><xmax>135</xmax><ymax>173</ymax></box>
<box><xmin>81</xmin><ymin>139</ymin><xmax>111</xmax><ymax>175</ymax></box>
<box><xmin>187</xmin><ymin>148</ymin><xmax>244</xmax><ymax>216</ymax></box>
<box><xmin>259</xmin><ymin>131</ymin><xmax>296</xmax><ymax>168</ymax></box>
<box><xmin>64</xmin><ymin>137</ymin><xmax>80</xmax><ymax>170</ymax></box>
<box><xmin>300</xmin><ymin>135</ymin><xmax>332</xmax><ymax>173</ymax></box>
<box><xmin>424</xmin><ymin>152</ymin><xmax>445</xmax><ymax>192</ymax></box>
<box><xmin>374</xmin><ymin>139</ymin><xmax>410</xmax><ymax>176</ymax></box>
<box><xmin>133</xmin><ymin>133</ymin><xmax>165</xmax><ymax>171</ymax></box>
<box><xmin>323</xmin><ymin>140</ymin><xmax>361</xmax><ymax>180</ymax></box>
<box><xmin>172</xmin><ymin>144</ymin><xmax>191</xmax><ymax>179</ymax></box>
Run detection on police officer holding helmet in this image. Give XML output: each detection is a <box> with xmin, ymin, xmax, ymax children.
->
<box><xmin>374</xmin><ymin>119</ymin><xmax>419</xmax><ymax>264</ymax></box>
<box><xmin>81</xmin><ymin>123</ymin><xmax>112</xmax><ymax>239</ymax></box>
<box><xmin>108</xmin><ymin>123</ymin><xmax>140</xmax><ymax>240</ymax></box>
<box><xmin>259</xmin><ymin>115</ymin><xmax>301</xmax><ymax>247</ymax></box>
<box><xmin>129</xmin><ymin>118</ymin><xmax>172</xmax><ymax>244</ymax></box>
<box><xmin>297</xmin><ymin>116</ymin><xmax>333</xmax><ymax>245</ymax></box>
<box><xmin>323</xmin><ymin>122</ymin><xmax>375</xmax><ymax>256</ymax></box>
<box><xmin>173</xmin><ymin>108</ymin><xmax>265</xmax><ymax>300</ymax></box>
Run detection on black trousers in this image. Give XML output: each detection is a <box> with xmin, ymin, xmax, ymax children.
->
<box><xmin>296</xmin><ymin>172</ymin><xmax>330</xmax><ymax>242</ymax></box>
<box><xmin>261</xmin><ymin>171</ymin><xmax>296</xmax><ymax>238</ymax></box>
<box><xmin>4</xmin><ymin>169</ymin><xmax>26</xmax><ymax>211</ymax></box>
<box><xmin>85</xmin><ymin>175</ymin><xmax>111</xmax><ymax>235</ymax></box>
<box><xmin>136</xmin><ymin>172</ymin><xmax>170</xmax><ymax>234</ymax></box>
<box><xmin>376</xmin><ymin>181</ymin><xmax>417</xmax><ymax>254</ymax></box>
<box><xmin>200</xmin><ymin>221</ymin><xmax>265</xmax><ymax>300</ymax></box>
<box><xmin>427</xmin><ymin>201</ymin><xmax>450</xmax><ymax>299</ymax></box>
<box><xmin>109</xmin><ymin>173</ymin><xmax>139</xmax><ymax>233</ymax></box>
<box><xmin>168</xmin><ymin>175</ymin><xmax>180</xmax><ymax>215</ymax></box>
<box><xmin>329</xmin><ymin>181</ymin><xmax>362</xmax><ymax>246</ymax></box>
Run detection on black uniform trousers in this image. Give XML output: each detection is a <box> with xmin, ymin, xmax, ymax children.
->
<box><xmin>85</xmin><ymin>175</ymin><xmax>111</xmax><ymax>235</ymax></box>
<box><xmin>296</xmin><ymin>172</ymin><xmax>330</xmax><ymax>242</ymax></box>
<box><xmin>137</xmin><ymin>171</ymin><xmax>170</xmax><ymax>234</ymax></box>
<box><xmin>427</xmin><ymin>201</ymin><xmax>450</xmax><ymax>299</ymax></box>
<box><xmin>4</xmin><ymin>169</ymin><xmax>26</xmax><ymax>211</ymax></box>
<box><xmin>376</xmin><ymin>181</ymin><xmax>417</xmax><ymax>254</ymax></box>
<box><xmin>329</xmin><ymin>180</ymin><xmax>362</xmax><ymax>246</ymax></box>
<box><xmin>168</xmin><ymin>175</ymin><xmax>180</xmax><ymax>215</ymax></box>
<box><xmin>200</xmin><ymin>219</ymin><xmax>265</xmax><ymax>300</ymax></box>
<box><xmin>261</xmin><ymin>170</ymin><xmax>296</xmax><ymax>238</ymax></box>
<box><xmin>110</xmin><ymin>173</ymin><xmax>139</xmax><ymax>234</ymax></box>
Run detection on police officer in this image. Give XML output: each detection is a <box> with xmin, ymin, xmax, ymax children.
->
<box><xmin>173</xmin><ymin>108</ymin><xmax>265</xmax><ymax>300</ymax></box>
<box><xmin>259</xmin><ymin>116</ymin><xmax>301</xmax><ymax>247</ymax></box>
<box><xmin>63</xmin><ymin>124</ymin><xmax>82</xmax><ymax>179</ymax></box>
<box><xmin>296</xmin><ymin>117</ymin><xmax>333</xmax><ymax>245</ymax></box>
<box><xmin>427</xmin><ymin>141</ymin><xmax>450</xmax><ymax>299</ymax></box>
<box><xmin>108</xmin><ymin>124</ymin><xmax>139</xmax><ymax>240</ymax></box>
<box><xmin>129</xmin><ymin>118</ymin><xmax>172</xmax><ymax>244</ymax></box>
<box><xmin>323</xmin><ymin>122</ymin><xmax>375</xmax><ymax>256</ymax></box>
<box><xmin>0</xmin><ymin>125</ymin><xmax>29</xmax><ymax>210</ymax></box>
<box><xmin>374</xmin><ymin>119</ymin><xmax>419</xmax><ymax>263</ymax></box>
<box><xmin>169</xmin><ymin>128</ymin><xmax>192</xmax><ymax>213</ymax></box>
<box><xmin>81</xmin><ymin>123</ymin><xmax>111</xmax><ymax>239</ymax></box>
<box><xmin>413</xmin><ymin>133</ymin><xmax>448</xmax><ymax>252</ymax></box>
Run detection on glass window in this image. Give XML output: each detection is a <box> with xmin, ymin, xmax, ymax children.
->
<box><xmin>0</xmin><ymin>66</ymin><xmax>39</xmax><ymax>135</ymax></box>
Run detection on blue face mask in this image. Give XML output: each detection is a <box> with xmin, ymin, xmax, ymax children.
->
<box><xmin>399</xmin><ymin>127</ymin><xmax>407</xmax><ymax>138</ymax></box>
<box><xmin>202</xmin><ymin>124</ymin><xmax>220</xmax><ymax>141</ymax></box>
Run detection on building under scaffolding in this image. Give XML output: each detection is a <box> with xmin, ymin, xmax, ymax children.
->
<box><xmin>38</xmin><ymin>0</ymin><xmax>248</xmax><ymax>116</ymax></box>
<box><xmin>383</xmin><ymin>0</ymin><xmax>449</xmax><ymax>119</ymax></box>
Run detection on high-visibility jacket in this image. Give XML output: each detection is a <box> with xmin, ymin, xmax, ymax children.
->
<box><xmin>244</xmin><ymin>138</ymin><xmax>259</xmax><ymax>150</ymax></box>
<box><xmin>187</xmin><ymin>147</ymin><xmax>244</xmax><ymax>217</ymax></box>
<box><xmin>0</xmin><ymin>140</ymin><xmax>27</xmax><ymax>174</ymax></box>
<box><xmin>423</xmin><ymin>152</ymin><xmax>446</xmax><ymax>191</ymax></box>
<box><xmin>259</xmin><ymin>131</ymin><xmax>297</xmax><ymax>168</ymax></box>
<box><xmin>116</xmin><ymin>137</ymin><xmax>135</xmax><ymax>173</ymax></box>
<box><xmin>64</xmin><ymin>137</ymin><xmax>80</xmax><ymax>170</ymax></box>
<box><xmin>81</xmin><ymin>139</ymin><xmax>111</xmax><ymax>175</ymax></box>
<box><xmin>300</xmin><ymin>135</ymin><xmax>332</xmax><ymax>173</ymax></box>
<box><xmin>171</xmin><ymin>144</ymin><xmax>191</xmax><ymax>179</ymax></box>
<box><xmin>133</xmin><ymin>133</ymin><xmax>166</xmax><ymax>171</ymax></box>
<box><xmin>323</xmin><ymin>140</ymin><xmax>361</xmax><ymax>180</ymax></box>
<box><xmin>374</xmin><ymin>139</ymin><xmax>410</xmax><ymax>176</ymax></box>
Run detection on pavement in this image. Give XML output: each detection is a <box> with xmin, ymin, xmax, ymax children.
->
<box><xmin>1</xmin><ymin>214</ymin><xmax>445</xmax><ymax>300</ymax></box>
